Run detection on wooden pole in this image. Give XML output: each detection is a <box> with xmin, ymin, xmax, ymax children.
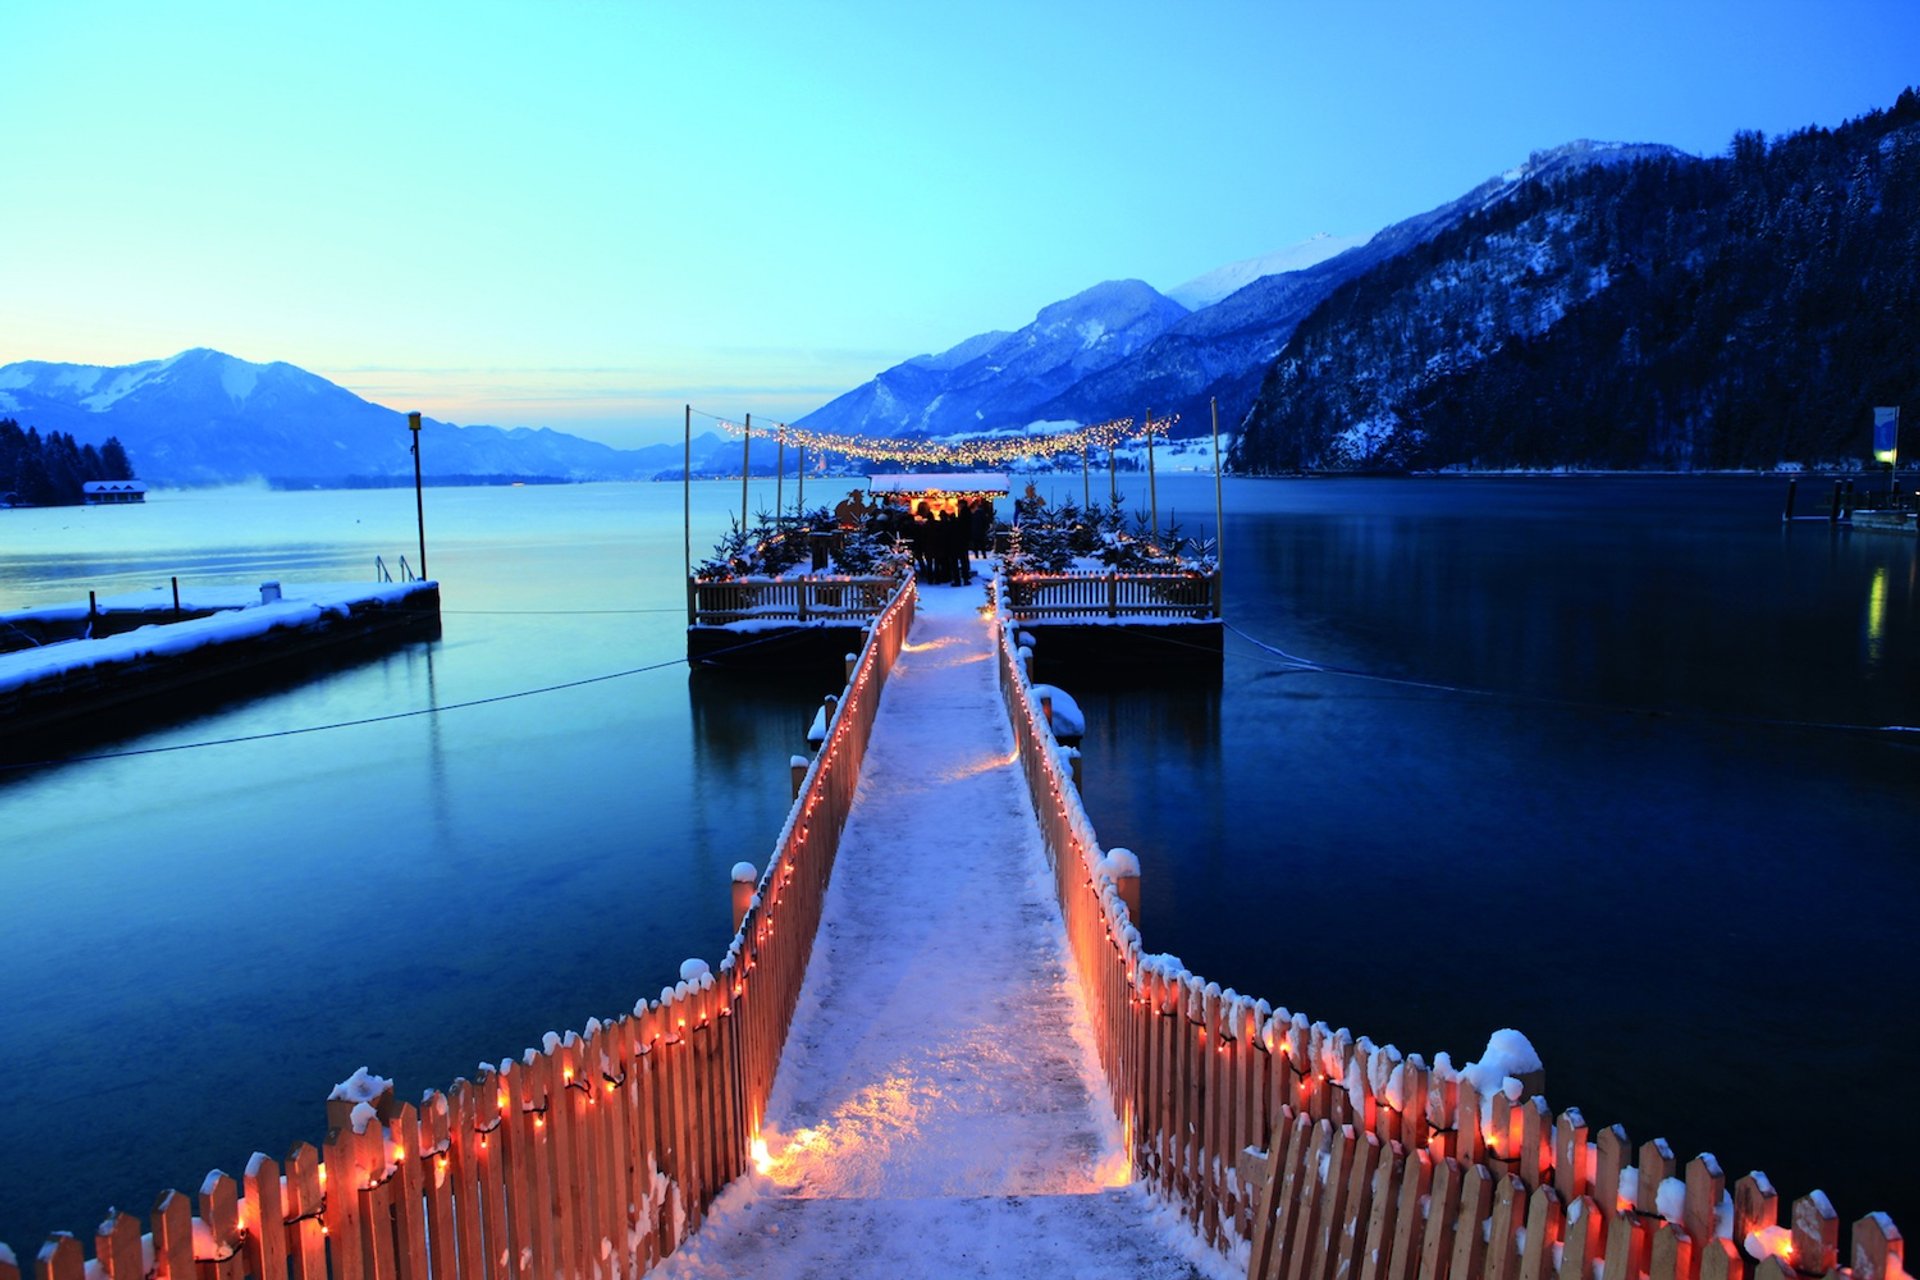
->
<box><xmin>1083</xmin><ymin>439</ymin><xmax>1091</xmax><ymax>508</ymax></box>
<box><xmin>408</xmin><ymin>411</ymin><xmax>428</xmax><ymax>579</ymax></box>
<box><xmin>1110</xmin><ymin>422</ymin><xmax>1119</xmax><ymax>505</ymax></box>
<box><xmin>798</xmin><ymin>443</ymin><xmax>806</xmax><ymax>513</ymax></box>
<box><xmin>684</xmin><ymin>405</ymin><xmax>693</xmax><ymax>620</ymax></box>
<box><xmin>1147</xmin><ymin>407</ymin><xmax>1158</xmax><ymax>541</ymax></box>
<box><xmin>776</xmin><ymin>427</ymin><xmax>785</xmax><ymax>524</ymax></box>
<box><xmin>1211</xmin><ymin>397</ymin><xmax>1224</xmax><ymax>603</ymax></box>
<box><xmin>741</xmin><ymin>413</ymin><xmax>752</xmax><ymax>532</ymax></box>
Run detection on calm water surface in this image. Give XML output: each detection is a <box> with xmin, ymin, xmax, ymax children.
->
<box><xmin>1075</xmin><ymin>474</ymin><xmax>1920</xmax><ymax>1231</ymax></box>
<box><xmin>2</xmin><ymin>475</ymin><xmax>1915</xmax><ymax>1243</ymax></box>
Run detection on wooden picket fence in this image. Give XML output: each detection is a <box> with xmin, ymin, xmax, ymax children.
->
<box><xmin>686</xmin><ymin>574</ymin><xmax>899</xmax><ymax>626</ymax></box>
<box><xmin>1002</xmin><ymin>568</ymin><xmax>1221</xmax><ymax>619</ymax></box>
<box><xmin>6</xmin><ymin>575</ymin><xmax>918</xmax><ymax>1280</ymax></box>
<box><xmin>992</xmin><ymin>609</ymin><xmax>1907</xmax><ymax>1280</ymax></box>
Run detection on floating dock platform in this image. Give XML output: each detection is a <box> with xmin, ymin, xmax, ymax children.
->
<box><xmin>0</xmin><ymin>580</ymin><xmax>441</xmax><ymax>736</ymax></box>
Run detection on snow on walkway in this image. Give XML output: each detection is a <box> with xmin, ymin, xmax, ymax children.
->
<box><xmin>658</xmin><ymin>578</ymin><xmax>1231</xmax><ymax>1279</ymax></box>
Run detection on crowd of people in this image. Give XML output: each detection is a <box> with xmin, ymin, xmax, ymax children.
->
<box><xmin>835</xmin><ymin>490</ymin><xmax>997</xmax><ymax>586</ymax></box>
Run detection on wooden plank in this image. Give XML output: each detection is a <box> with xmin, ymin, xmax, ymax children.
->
<box><xmin>1556</xmin><ymin>1197</ymin><xmax>1603</xmax><ymax>1280</ymax></box>
<box><xmin>502</xmin><ymin>1059</ymin><xmax>541</xmax><ymax>1280</ymax></box>
<box><xmin>1521</xmin><ymin>1099</ymin><xmax>1551</xmax><ymax>1191</ymax></box>
<box><xmin>1700</xmin><ymin>1238</ymin><xmax>1742</xmax><ymax>1280</ymax></box>
<box><xmin>284</xmin><ymin>1144</ymin><xmax>327</xmax><ymax>1280</ymax></box>
<box><xmin>1331</xmin><ymin>1130</ymin><xmax>1384</xmax><ymax>1280</ymax></box>
<box><xmin>1445</xmin><ymin>1164</ymin><xmax>1493</xmax><ymax>1280</ymax></box>
<box><xmin>95</xmin><ymin>1211</ymin><xmax>142</xmax><ymax>1280</ymax></box>
<box><xmin>391</xmin><ymin>1104</ymin><xmax>432</xmax><ymax>1280</ymax></box>
<box><xmin>1517</xmin><ymin>1185</ymin><xmax>1564</xmax><ymax>1280</ymax></box>
<box><xmin>1788</xmin><ymin>1192</ymin><xmax>1838</xmax><ymax>1275</ymax></box>
<box><xmin>1553</xmin><ymin>1110</ymin><xmax>1590</xmax><ymax>1205</ymax></box>
<box><xmin>151</xmin><ymin>1191</ymin><xmax>196</xmax><ymax>1280</ymax></box>
<box><xmin>1650</xmin><ymin>1224</ymin><xmax>1693</xmax><ymax>1280</ymax></box>
<box><xmin>1355</xmin><ymin>1139</ymin><xmax>1406</xmax><ymax>1280</ymax></box>
<box><xmin>1635</xmin><ymin>1139</ymin><xmax>1676</xmax><ymax>1217</ymax></box>
<box><xmin>1732</xmin><ymin>1172</ymin><xmax>1777</xmax><ymax>1252</ymax></box>
<box><xmin>1486</xmin><ymin>1174</ymin><xmax>1526</xmax><ymax>1280</ymax></box>
<box><xmin>1259</xmin><ymin>1111</ymin><xmax>1313</xmax><ymax>1280</ymax></box>
<box><xmin>1599</xmin><ymin>1207</ymin><xmax>1637</xmax><ymax>1280</ymax></box>
<box><xmin>1283</xmin><ymin>1120</ymin><xmax>1336</xmax><ymax>1280</ymax></box>
<box><xmin>418</xmin><ymin>1094</ymin><xmax>458</xmax><ymax>1280</ymax></box>
<box><xmin>244</xmin><ymin>1152</ymin><xmax>289</xmax><ymax>1280</ymax></box>
<box><xmin>1402</xmin><ymin>1057</ymin><xmax>1430</xmax><ymax>1153</ymax></box>
<box><xmin>1457</xmin><ymin>1078</ymin><xmax>1485</xmax><ymax>1167</ymax></box>
<box><xmin>545</xmin><ymin>1041</ymin><xmax>584</xmax><ymax>1280</ymax></box>
<box><xmin>1383</xmin><ymin>1150</ymin><xmax>1434</xmax><ymax>1280</ymax></box>
<box><xmin>1415</xmin><ymin>1158</ymin><xmax>1464</xmax><ymax>1280</ymax></box>
<box><xmin>1682</xmin><ymin>1156</ymin><xmax>1724</xmax><ymax>1280</ymax></box>
<box><xmin>1594</xmin><ymin>1126</ymin><xmax>1631</xmax><ymax>1218</ymax></box>
<box><xmin>442</xmin><ymin>1084</ymin><xmax>487</xmax><ymax>1280</ymax></box>
<box><xmin>1308</xmin><ymin>1123</ymin><xmax>1357</xmax><ymax>1280</ymax></box>
<box><xmin>1850</xmin><ymin>1213</ymin><xmax>1905</xmax><ymax>1280</ymax></box>
<box><xmin>33</xmin><ymin>1235</ymin><xmax>82</xmax><ymax>1280</ymax></box>
<box><xmin>202</xmin><ymin>1170</ymin><xmax>247</xmax><ymax>1280</ymax></box>
<box><xmin>0</xmin><ymin>1239</ymin><xmax>17</xmax><ymax>1280</ymax></box>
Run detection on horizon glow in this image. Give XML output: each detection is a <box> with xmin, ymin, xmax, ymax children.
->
<box><xmin>3</xmin><ymin>1</ymin><xmax>1917</xmax><ymax>449</ymax></box>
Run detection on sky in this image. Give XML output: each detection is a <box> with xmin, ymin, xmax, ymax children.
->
<box><xmin>3</xmin><ymin>1</ymin><xmax>1917</xmax><ymax>449</ymax></box>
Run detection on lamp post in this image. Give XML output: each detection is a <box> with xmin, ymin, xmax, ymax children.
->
<box><xmin>408</xmin><ymin>411</ymin><xmax>427</xmax><ymax>580</ymax></box>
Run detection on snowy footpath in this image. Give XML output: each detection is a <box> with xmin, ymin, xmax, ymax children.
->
<box><xmin>658</xmin><ymin>580</ymin><xmax>1231</xmax><ymax>1279</ymax></box>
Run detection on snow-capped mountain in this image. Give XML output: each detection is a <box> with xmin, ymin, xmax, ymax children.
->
<box><xmin>0</xmin><ymin>349</ymin><xmax>712</xmax><ymax>485</ymax></box>
<box><xmin>783</xmin><ymin>141</ymin><xmax>1689</xmax><ymax>452</ymax></box>
<box><xmin>793</xmin><ymin>279</ymin><xmax>1189</xmax><ymax>441</ymax></box>
<box><xmin>1232</xmin><ymin>102</ymin><xmax>1920</xmax><ymax>471</ymax></box>
<box><xmin>1167</xmin><ymin>232</ymin><xmax>1374</xmax><ymax>310</ymax></box>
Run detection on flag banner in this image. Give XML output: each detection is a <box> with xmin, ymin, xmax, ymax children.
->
<box><xmin>1872</xmin><ymin>406</ymin><xmax>1899</xmax><ymax>464</ymax></box>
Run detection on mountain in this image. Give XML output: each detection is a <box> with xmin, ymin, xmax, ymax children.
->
<box><xmin>1232</xmin><ymin>92</ymin><xmax>1920</xmax><ymax>472</ymax></box>
<box><xmin>792</xmin><ymin>279</ymin><xmax>1189</xmax><ymax>441</ymax></box>
<box><xmin>786</xmin><ymin>143</ymin><xmax>1688</xmax><ymax>452</ymax></box>
<box><xmin>0</xmin><ymin>349</ymin><xmax>715</xmax><ymax>485</ymax></box>
<box><xmin>1028</xmin><ymin>140</ymin><xmax>1689</xmax><ymax>438</ymax></box>
<box><xmin>1167</xmin><ymin>232</ymin><xmax>1374</xmax><ymax>310</ymax></box>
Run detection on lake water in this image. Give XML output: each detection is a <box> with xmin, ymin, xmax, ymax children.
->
<box><xmin>1</xmin><ymin>474</ymin><xmax>1915</xmax><ymax>1245</ymax></box>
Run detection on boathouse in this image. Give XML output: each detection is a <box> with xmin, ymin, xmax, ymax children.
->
<box><xmin>81</xmin><ymin>480</ymin><xmax>148</xmax><ymax>504</ymax></box>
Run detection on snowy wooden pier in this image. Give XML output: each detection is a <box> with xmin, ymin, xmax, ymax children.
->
<box><xmin>4</xmin><ymin>572</ymin><xmax>1904</xmax><ymax>1280</ymax></box>
<box><xmin>0</xmin><ymin>579</ymin><xmax>441</xmax><ymax>735</ymax></box>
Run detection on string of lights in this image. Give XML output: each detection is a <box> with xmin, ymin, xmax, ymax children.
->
<box><xmin>690</xmin><ymin>407</ymin><xmax>1181</xmax><ymax>468</ymax></box>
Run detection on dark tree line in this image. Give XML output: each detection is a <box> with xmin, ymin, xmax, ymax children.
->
<box><xmin>0</xmin><ymin>419</ymin><xmax>136</xmax><ymax>505</ymax></box>
<box><xmin>1234</xmin><ymin>87</ymin><xmax>1920</xmax><ymax>472</ymax></box>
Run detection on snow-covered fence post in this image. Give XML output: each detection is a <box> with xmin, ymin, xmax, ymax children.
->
<box><xmin>1101</xmin><ymin>848</ymin><xmax>1141</xmax><ymax>925</ymax></box>
<box><xmin>1039</xmin><ymin>692</ymin><xmax>1053</xmax><ymax>729</ymax></box>
<box><xmin>731</xmin><ymin>863</ymin><xmax>757</xmax><ymax>934</ymax></box>
<box><xmin>790</xmin><ymin>754</ymin><xmax>808</xmax><ymax>799</ymax></box>
<box><xmin>844</xmin><ymin>651</ymin><xmax>857</xmax><ymax>682</ymax></box>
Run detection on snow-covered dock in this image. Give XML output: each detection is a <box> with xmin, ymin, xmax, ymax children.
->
<box><xmin>0</xmin><ymin>579</ymin><xmax>440</xmax><ymax>734</ymax></box>
<box><xmin>657</xmin><ymin>582</ymin><xmax>1227</xmax><ymax>1278</ymax></box>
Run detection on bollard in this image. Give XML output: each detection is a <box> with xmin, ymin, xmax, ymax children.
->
<box><xmin>790</xmin><ymin>754</ymin><xmax>809</xmax><ymax>800</ymax></box>
<box><xmin>171</xmin><ymin>575</ymin><xmax>180</xmax><ymax>611</ymax></box>
<box><xmin>730</xmin><ymin>864</ymin><xmax>758</xmax><ymax>934</ymax></box>
<box><xmin>1103</xmin><ymin>848</ymin><xmax>1142</xmax><ymax>925</ymax></box>
<box><xmin>844</xmin><ymin>652</ymin><xmax>857</xmax><ymax>683</ymax></box>
<box><xmin>88</xmin><ymin>589</ymin><xmax>97</xmax><ymax>619</ymax></box>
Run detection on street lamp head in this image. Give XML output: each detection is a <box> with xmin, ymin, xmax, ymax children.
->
<box><xmin>408</xmin><ymin>411</ymin><xmax>422</xmax><ymax>433</ymax></box>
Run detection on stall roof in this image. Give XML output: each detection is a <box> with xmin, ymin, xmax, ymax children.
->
<box><xmin>867</xmin><ymin>472</ymin><xmax>1010</xmax><ymax>496</ymax></box>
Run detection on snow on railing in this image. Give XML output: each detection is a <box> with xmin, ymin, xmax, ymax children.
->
<box><xmin>990</xmin><ymin>601</ymin><xmax>1904</xmax><ymax>1280</ymax></box>
<box><xmin>1000</xmin><ymin>567</ymin><xmax>1221</xmax><ymax>620</ymax></box>
<box><xmin>688</xmin><ymin>574</ymin><xmax>901</xmax><ymax>626</ymax></box>
<box><xmin>6</xmin><ymin>574</ymin><xmax>919</xmax><ymax>1280</ymax></box>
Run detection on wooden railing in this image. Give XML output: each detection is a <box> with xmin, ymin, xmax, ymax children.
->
<box><xmin>7</xmin><ymin>574</ymin><xmax>918</xmax><ymax>1280</ymax></box>
<box><xmin>687</xmin><ymin>575</ymin><xmax>900</xmax><ymax>626</ymax></box>
<box><xmin>1002</xmin><ymin>569</ymin><xmax>1221</xmax><ymax>620</ymax></box>
<box><xmin>992</xmin><ymin>609</ymin><xmax>1904</xmax><ymax>1280</ymax></box>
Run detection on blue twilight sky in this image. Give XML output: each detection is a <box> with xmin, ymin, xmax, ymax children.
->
<box><xmin>3</xmin><ymin>1</ymin><xmax>1917</xmax><ymax>448</ymax></box>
